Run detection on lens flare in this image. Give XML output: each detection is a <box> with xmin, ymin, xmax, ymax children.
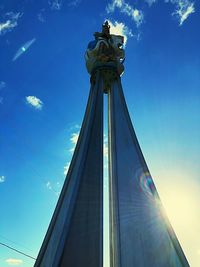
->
<box><xmin>139</xmin><ymin>171</ymin><xmax>155</xmax><ymax>196</ymax></box>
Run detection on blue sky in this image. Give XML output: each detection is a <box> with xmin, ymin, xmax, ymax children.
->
<box><xmin>0</xmin><ymin>0</ymin><xmax>200</xmax><ymax>266</ymax></box>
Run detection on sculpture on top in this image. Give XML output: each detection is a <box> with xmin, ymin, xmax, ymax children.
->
<box><xmin>85</xmin><ymin>21</ymin><xmax>125</xmax><ymax>76</ymax></box>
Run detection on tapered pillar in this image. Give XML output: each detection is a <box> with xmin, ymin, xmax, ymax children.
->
<box><xmin>34</xmin><ymin>71</ymin><xmax>103</xmax><ymax>267</ymax></box>
<box><xmin>35</xmin><ymin>21</ymin><xmax>189</xmax><ymax>267</ymax></box>
<box><xmin>108</xmin><ymin>77</ymin><xmax>190</xmax><ymax>267</ymax></box>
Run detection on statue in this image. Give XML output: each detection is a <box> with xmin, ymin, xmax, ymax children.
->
<box><xmin>85</xmin><ymin>21</ymin><xmax>125</xmax><ymax>76</ymax></box>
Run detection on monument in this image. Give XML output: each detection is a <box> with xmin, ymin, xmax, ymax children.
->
<box><xmin>34</xmin><ymin>22</ymin><xmax>189</xmax><ymax>267</ymax></box>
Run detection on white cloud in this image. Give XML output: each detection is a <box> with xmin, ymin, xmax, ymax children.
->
<box><xmin>64</xmin><ymin>162</ymin><xmax>70</xmax><ymax>175</ymax></box>
<box><xmin>106</xmin><ymin>0</ymin><xmax>123</xmax><ymax>13</ymax></box>
<box><xmin>132</xmin><ymin>9</ymin><xmax>144</xmax><ymax>27</ymax></box>
<box><xmin>106</xmin><ymin>0</ymin><xmax>144</xmax><ymax>27</ymax></box>
<box><xmin>70</xmin><ymin>132</ymin><xmax>79</xmax><ymax>144</ymax></box>
<box><xmin>64</xmin><ymin>129</ymin><xmax>80</xmax><ymax>176</ymax></box>
<box><xmin>69</xmin><ymin>123</ymin><xmax>81</xmax><ymax>131</ymax></box>
<box><xmin>69</xmin><ymin>147</ymin><xmax>75</xmax><ymax>153</ymax></box>
<box><xmin>0</xmin><ymin>12</ymin><xmax>23</xmax><ymax>35</ymax></box>
<box><xmin>5</xmin><ymin>258</ymin><xmax>23</xmax><ymax>266</ymax></box>
<box><xmin>106</xmin><ymin>0</ymin><xmax>194</xmax><ymax>27</ymax></box>
<box><xmin>69</xmin><ymin>132</ymin><xmax>79</xmax><ymax>153</ymax></box>
<box><xmin>0</xmin><ymin>21</ymin><xmax>12</xmax><ymax>34</ymax></box>
<box><xmin>106</xmin><ymin>19</ymin><xmax>133</xmax><ymax>45</ymax></box>
<box><xmin>46</xmin><ymin>180</ymin><xmax>61</xmax><ymax>196</ymax></box>
<box><xmin>37</xmin><ymin>9</ymin><xmax>46</xmax><ymax>23</ymax></box>
<box><xmin>25</xmin><ymin>96</ymin><xmax>43</xmax><ymax>110</ymax></box>
<box><xmin>172</xmin><ymin>0</ymin><xmax>195</xmax><ymax>25</ymax></box>
<box><xmin>0</xmin><ymin>175</ymin><xmax>5</xmax><ymax>183</ymax></box>
<box><xmin>164</xmin><ymin>0</ymin><xmax>195</xmax><ymax>25</ymax></box>
<box><xmin>48</xmin><ymin>0</ymin><xmax>63</xmax><ymax>10</ymax></box>
<box><xmin>73</xmin><ymin>124</ymin><xmax>81</xmax><ymax>129</ymax></box>
<box><xmin>145</xmin><ymin>0</ymin><xmax>157</xmax><ymax>5</ymax></box>
<box><xmin>68</xmin><ymin>0</ymin><xmax>81</xmax><ymax>7</ymax></box>
<box><xmin>46</xmin><ymin>181</ymin><xmax>52</xmax><ymax>190</ymax></box>
<box><xmin>0</xmin><ymin>81</ymin><xmax>6</xmax><ymax>90</ymax></box>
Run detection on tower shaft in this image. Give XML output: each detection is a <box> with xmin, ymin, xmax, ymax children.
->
<box><xmin>35</xmin><ymin>22</ymin><xmax>190</xmax><ymax>267</ymax></box>
<box><xmin>34</xmin><ymin>71</ymin><xmax>104</xmax><ymax>267</ymax></box>
<box><xmin>108</xmin><ymin>77</ymin><xmax>189</xmax><ymax>267</ymax></box>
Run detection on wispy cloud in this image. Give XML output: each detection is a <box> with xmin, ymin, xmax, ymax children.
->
<box><xmin>145</xmin><ymin>0</ymin><xmax>157</xmax><ymax>6</ymax></box>
<box><xmin>5</xmin><ymin>258</ymin><xmax>23</xmax><ymax>265</ymax></box>
<box><xmin>68</xmin><ymin>123</ymin><xmax>81</xmax><ymax>131</ymax></box>
<box><xmin>0</xmin><ymin>12</ymin><xmax>23</xmax><ymax>35</ymax></box>
<box><xmin>64</xmin><ymin>162</ymin><xmax>70</xmax><ymax>175</ymax></box>
<box><xmin>106</xmin><ymin>19</ymin><xmax>133</xmax><ymax>45</ymax></box>
<box><xmin>0</xmin><ymin>175</ymin><xmax>6</xmax><ymax>183</ymax></box>
<box><xmin>65</xmin><ymin>131</ymin><xmax>108</xmax><ymax>174</ymax></box>
<box><xmin>13</xmin><ymin>38</ymin><xmax>36</xmax><ymax>61</ymax></box>
<box><xmin>171</xmin><ymin>0</ymin><xmax>195</xmax><ymax>25</ymax></box>
<box><xmin>147</xmin><ymin>0</ymin><xmax>195</xmax><ymax>25</ymax></box>
<box><xmin>48</xmin><ymin>0</ymin><xmax>63</xmax><ymax>10</ymax></box>
<box><xmin>63</xmin><ymin>126</ymin><xmax>80</xmax><ymax>176</ymax></box>
<box><xmin>46</xmin><ymin>180</ymin><xmax>61</xmax><ymax>196</ymax></box>
<box><xmin>69</xmin><ymin>148</ymin><xmax>75</xmax><ymax>154</ymax></box>
<box><xmin>70</xmin><ymin>132</ymin><xmax>79</xmax><ymax>144</ymax></box>
<box><xmin>116</xmin><ymin>0</ymin><xmax>195</xmax><ymax>26</ymax></box>
<box><xmin>25</xmin><ymin>96</ymin><xmax>43</xmax><ymax>110</ymax></box>
<box><xmin>46</xmin><ymin>181</ymin><xmax>52</xmax><ymax>190</ymax></box>
<box><xmin>37</xmin><ymin>9</ymin><xmax>46</xmax><ymax>23</ymax></box>
<box><xmin>106</xmin><ymin>0</ymin><xmax>123</xmax><ymax>13</ymax></box>
<box><xmin>69</xmin><ymin>132</ymin><xmax>79</xmax><ymax>153</ymax></box>
<box><xmin>0</xmin><ymin>81</ymin><xmax>5</xmax><ymax>104</ymax></box>
<box><xmin>0</xmin><ymin>81</ymin><xmax>6</xmax><ymax>90</ymax></box>
<box><xmin>106</xmin><ymin>0</ymin><xmax>144</xmax><ymax>27</ymax></box>
<box><xmin>68</xmin><ymin>0</ymin><xmax>81</xmax><ymax>7</ymax></box>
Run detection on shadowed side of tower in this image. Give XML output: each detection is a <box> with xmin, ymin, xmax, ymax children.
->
<box><xmin>34</xmin><ymin>72</ymin><xmax>104</xmax><ymax>267</ymax></box>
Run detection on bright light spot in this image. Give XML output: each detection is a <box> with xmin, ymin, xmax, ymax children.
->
<box><xmin>5</xmin><ymin>258</ymin><xmax>23</xmax><ymax>265</ymax></box>
<box><xmin>161</xmin><ymin>186</ymin><xmax>198</xmax><ymax>231</ymax></box>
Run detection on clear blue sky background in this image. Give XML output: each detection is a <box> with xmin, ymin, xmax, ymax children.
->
<box><xmin>0</xmin><ymin>0</ymin><xmax>200</xmax><ymax>266</ymax></box>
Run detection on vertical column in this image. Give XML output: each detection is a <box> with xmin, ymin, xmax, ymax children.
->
<box><xmin>35</xmin><ymin>71</ymin><xmax>104</xmax><ymax>267</ymax></box>
<box><xmin>108</xmin><ymin>78</ymin><xmax>189</xmax><ymax>267</ymax></box>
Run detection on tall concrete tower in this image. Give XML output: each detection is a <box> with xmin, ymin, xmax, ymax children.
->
<box><xmin>34</xmin><ymin>22</ymin><xmax>189</xmax><ymax>267</ymax></box>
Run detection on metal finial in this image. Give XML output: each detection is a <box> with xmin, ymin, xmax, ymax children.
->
<box><xmin>102</xmin><ymin>21</ymin><xmax>110</xmax><ymax>36</ymax></box>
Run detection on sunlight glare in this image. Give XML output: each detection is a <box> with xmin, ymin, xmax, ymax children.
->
<box><xmin>161</xmin><ymin>184</ymin><xmax>198</xmax><ymax>232</ymax></box>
